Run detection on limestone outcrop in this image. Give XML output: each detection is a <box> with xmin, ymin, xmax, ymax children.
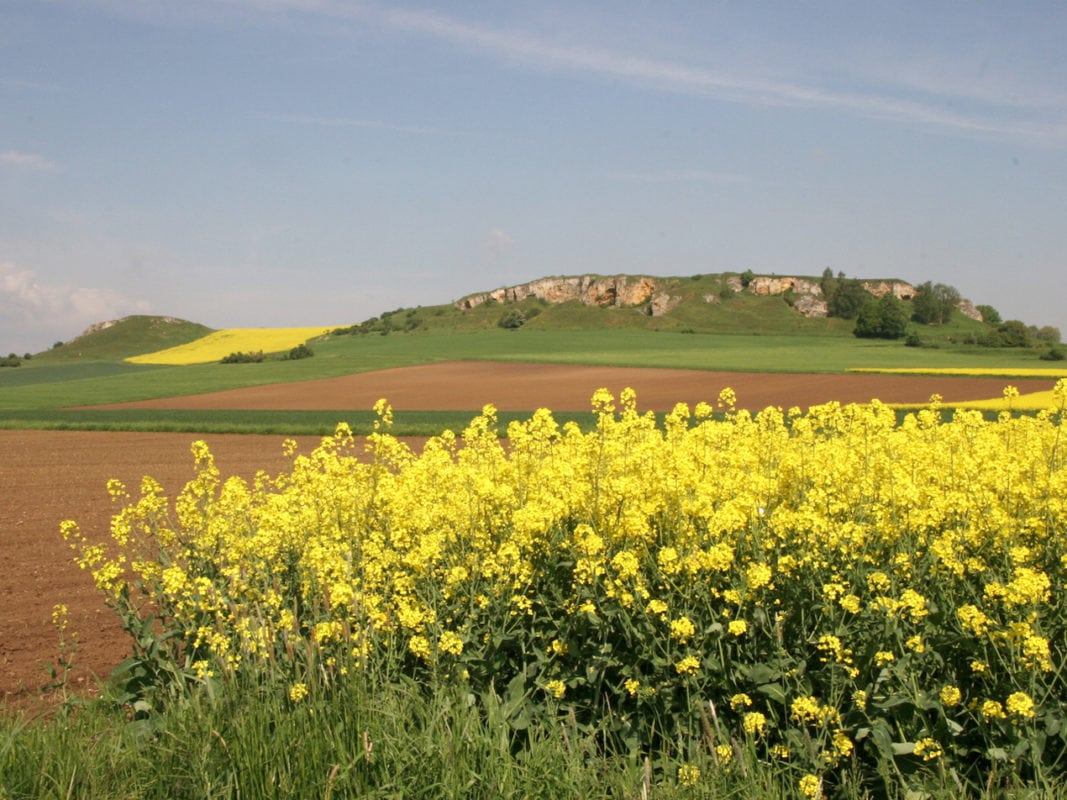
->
<box><xmin>455</xmin><ymin>274</ymin><xmax>977</xmax><ymax>322</ymax></box>
<box><xmin>457</xmin><ymin>275</ymin><xmax>658</xmax><ymax>311</ymax></box>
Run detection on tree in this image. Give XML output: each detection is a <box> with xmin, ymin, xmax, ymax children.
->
<box><xmin>854</xmin><ymin>295</ymin><xmax>910</xmax><ymax>339</ymax></box>
<box><xmin>976</xmin><ymin>304</ymin><xmax>1001</xmax><ymax>325</ymax></box>
<box><xmin>827</xmin><ymin>278</ymin><xmax>870</xmax><ymax>320</ymax></box>
<box><xmin>990</xmin><ymin>320</ymin><xmax>1030</xmax><ymax>348</ymax></box>
<box><xmin>1033</xmin><ymin>325</ymin><xmax>1062</xmax><ymax>344</ymax></box>
<box><xmin>911</xmin><ymin>281</ymin><xmax>960</xmax><ymax>325</ymax></box>
<box><xmin>740</xmin><ymin>269</ymin><xmax>755</xmax><ymax>288</ymax></box>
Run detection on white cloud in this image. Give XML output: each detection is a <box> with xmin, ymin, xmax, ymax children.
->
<box><xmin>0</xmin><ymin>262</ymin><xmax>150</xmax><ymax>336</ymax></box>
<box><xmin>0</xmin><ymin>149</ymin><xmax>60</xmax><ymax>171</ymax></box>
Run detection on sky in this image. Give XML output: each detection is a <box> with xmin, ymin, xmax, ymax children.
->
<box><xmin>2</xmin><ymin>1</ymin><xmax>1066</xmax><ymax>355</ymax></box>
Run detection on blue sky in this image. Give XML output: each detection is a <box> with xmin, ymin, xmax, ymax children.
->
<box><xmin>2</xmin><ymin>1</ymin><xmax>1065</xmax><ymax>354</ymax></box>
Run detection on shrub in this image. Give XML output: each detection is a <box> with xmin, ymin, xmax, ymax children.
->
<box><xmin>283</xmin><ymin>344</ymin><xmax>314</xmax><ymax>360</ymax></box>
<box><xmin>498</xmin><ymin>309</ymin><xmax>527</xmax><ymax>329</ymax></box>
<box><xmin>220</xmin><ymin>350</ymin><xmax>265</xmax><ymax>364</ymax></box>
<box><xmin>0</xmin><ymin>354</ymin><xmax>21</xmax><ymax>367</ymax></box>
<box><xmin>827</xmin><ymin>278</ymin><xmax>870</xmax><ymax>320</ymax></box>
<box><xmin>853</xmin><ymin>295</ymin><xmax>909</xmax><ymax>339</ymax></box>
<box><xmin>1040</xmin><ymin>346</ymin><xmax>1065</xmax><ymax>361</ymax></box>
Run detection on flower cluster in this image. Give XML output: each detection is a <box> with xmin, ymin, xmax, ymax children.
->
<box><xmin>64</xmin><ymin>381</ymin><xmax>1067</xmax><ymax>792</ymax></box>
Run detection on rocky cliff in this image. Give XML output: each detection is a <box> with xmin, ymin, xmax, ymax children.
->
<box><xmin>456</xmin><ymin>274</ymin><xmax>980</xmax><ymax>321</ymax></box>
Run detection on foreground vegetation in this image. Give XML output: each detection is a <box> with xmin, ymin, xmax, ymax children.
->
<box><xmin>7</xmin><ymin>383</ymin><xmax>1062</xmax><ymax>798</ymax></box>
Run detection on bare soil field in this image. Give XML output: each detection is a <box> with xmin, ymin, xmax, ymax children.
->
<box><xmin>92</xmin><ymin>360</ymin><xmax>1053</xmax><ymax>412</ymax></box>
<box><xmin>4</xmin><ymin>362</ymin><xmax>1055</xmax><ymax>706</ymax></box>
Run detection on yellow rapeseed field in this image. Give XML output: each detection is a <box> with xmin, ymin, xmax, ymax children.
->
<box><xmin>849</xmin><ymin>368</ymin><xmax>1067</xmax><ymax>411</ymax></box>
<box><xmin>126</xmin><ymin>327</ymin><xmax>335</xmax><ymax>365</ymax></box>
<box><xmin>64</xmin><ymin>382</ymin><xmax>1067</xmax><ymax>792</ymax></box>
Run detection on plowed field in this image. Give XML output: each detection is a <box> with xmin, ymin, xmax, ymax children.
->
<box><xmin>3</xmin><ymin>362</ymin><xmax>1054</xmax><ymax>705</ymax></box>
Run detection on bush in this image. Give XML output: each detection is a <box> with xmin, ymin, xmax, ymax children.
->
<box><xmin>283</xmin><ymin>344</ymin><xmax>314</xmax><ymax>360</ymax></box>
<box><xmin>827</xmin><ymin>278</ymin><xmax>870</xmax><ymax>320</ymax></box>
<box><xmin>498</xmin><ymin>309</ymin><xmax>527</xmax><ymax>329</ymax></box>
<box><xmin>0</xmin><ymin>354</ymin><xmax>21</xmax><ymax>367</ymax></box>
<box><xmin>1040</xmin><ymin>346</ymin><xmax>1066</xmax><ymax>361</ymax></box>
<box><xmin>853</xmin><ymin>295</ymin><xmax>909</xmax><ymax>339</ymax></box>
<box><xmin>220</xmin><ymin>350</ymin><xmax>265</xmax><ymax>364</ymax></box>
<box><xmin>904</xmin><ymin>331</ymin><xmax>923</xmax><ymax>348</ymax></box>
<box><xmin>976</xmin><ymin>304</ymin><xmax>1002</xmax><ymax>325</ymax></box>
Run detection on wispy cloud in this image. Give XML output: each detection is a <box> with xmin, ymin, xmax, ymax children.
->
<box><xmin>0</xmin><ymin>149</ymin><xmax>60</xmax><ymax>171</ymax></box>
<box><xmin>0</xmin><ymin>262</ymin><xmax>148</xmax><ymax>328</ymax></box>
<box><xmin>379</xmin><ymin>8</ymin><xmax>1066</xmax><ymax>146</ymax></box>
<box><xmin>85</xmin><ymin>1</ymin><xmax>1067</xmax><ymax>146</ymax></box>
<box><xmin>265</xmin><ymin>113</ymin><xmax>465</xmax><ymax>137</ymax></box>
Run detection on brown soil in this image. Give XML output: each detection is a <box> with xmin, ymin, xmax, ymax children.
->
<box><xmin>4</xmin><ymin>362</ymin><xmax>1055</xmax><ymax>707</ymax></box>
<box><xmin>90</xmin><ymin>360</ymin><xmax>1052</xmax><ymax>412</ymax></box>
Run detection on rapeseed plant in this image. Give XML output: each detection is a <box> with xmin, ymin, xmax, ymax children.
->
<box><xmin>63</xmin><ymin>380</ymin><xmax>1067</xmax><ymax>794</ymax></box>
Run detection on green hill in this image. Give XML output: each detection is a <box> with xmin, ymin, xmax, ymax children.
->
<box><xmin>35</xmin><ymin>315</ymin><xmax>215</xmax><ymax>362</ymax></box>
<box><xmin>330</xmin><ymin>272</ymin><xmax>993</xmax><ymax>342</ymax></box>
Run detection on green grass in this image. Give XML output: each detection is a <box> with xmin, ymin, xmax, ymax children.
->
<box><xmin>1</xmin><ymin>328</ymin><xmax>1056</xmax><ymax>425</ymax></box>
<box><xmin>33</xmin><ymin>315</ymin><xmax>213</xmax><ymax>362</ymax></box>
<box><xmin>0</xmin><ymin>408</ymin><xmax>596</xmax><ymax>436</ymax></box>
<box><xmin>2</xmin><ymin>672</ymin><xmax>1024</xmax><ymax>800</ymax></box>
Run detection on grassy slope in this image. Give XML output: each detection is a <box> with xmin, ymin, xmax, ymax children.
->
<box><xmin>0</xmin><ymin>277</ymin><xmax>1056</xmax><ymax>430</ymax></box>
<box><xmin>33</xmin><ymin>315</ymin><xmax>214</xmax><ymax>362</ymax></box>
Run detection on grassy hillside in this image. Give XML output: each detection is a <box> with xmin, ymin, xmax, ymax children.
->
<box><xmin>34</xmin><ymin>315</ymin><xmax>214</xmax><ymax>362</ymax></box>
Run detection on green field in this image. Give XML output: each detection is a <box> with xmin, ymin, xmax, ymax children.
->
<box><xmin>1</xmin><ymin>285</ymin><xmax>1060</xmax><ymax>433</ymax></box>
<box><xmin>3</xmin><ymin>327</ymin><xmax>1060</xmax><ymax>430</ymax></box>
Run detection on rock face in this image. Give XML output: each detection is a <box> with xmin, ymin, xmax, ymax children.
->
<box><xmin>957</xmin><ymin>299</ymin><xmax>983</xmax><ymax>321</ymax></box>
<box><xmin>457</xmin><ymin>275</ymin><xmax>658</xmax><ymax>311</ymax></box>
<box><xmin>455</xmin><ymin>274</ymin><xmax>976</xmax><ymax>321</ymax></box>
<box><xmin>860</xmin><ymin>280</ymin><xmax>917</xmax><ymax>301</ymax></box>
<box><xmin>748</xmin><ymin>276</ymin><xmax>823</xmax><ymax>297</ymax></box>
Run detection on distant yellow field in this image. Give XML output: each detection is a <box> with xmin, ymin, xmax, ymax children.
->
<box><xmin>848</xmin><ymin>367</ymin><xmax>1067</xmax><ymax>377</ymax></box>
<box><xmin>127</xmin><ymin>327</ymin><xmax>335</xmax><ymax>365</ymax></box>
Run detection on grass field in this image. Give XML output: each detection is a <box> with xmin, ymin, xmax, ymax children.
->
<box><xmin>3</xmin><ymin>328</ymin><xmax>1057</xmax><ymax>415</ymax></box>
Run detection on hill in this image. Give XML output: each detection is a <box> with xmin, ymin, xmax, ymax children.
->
<box><xmin>331</xmin><ymin>272</ymin><xmax>994</xmax><ymax>342</ymax></box>
<box><xmin>35</xmin><ymin>315</ymin><xmax>215</xmax><ymax>361</ymax></box>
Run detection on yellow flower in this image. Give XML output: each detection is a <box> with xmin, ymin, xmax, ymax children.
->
<box><xmin>438</xmin><ymin>630</ymin><xmax>464</xmax><ymax>656</ymax></box>
<box><xmin>742</xmin><ymin>711</ymin><xmax>767</xmax><ymax>736</ymax></box>
<box><xmin>675</xmin><ymin>656</ymin><xmax>700</xmax><ymax>675</ymax></box>
<box><xmin>730</xmin><ymin>693</ymin><xmax>752</xmax><ymax>711</ymax></box>
<box><xmin>727</xmin><ymin>619</ymin><xmax>748</xmax><ymax>637</ymax></box>
<box><xmin>939</xmin><ymin>685</ymin><xmax>962</xmax><ymax>707</ymax></box>
<box><xmin>914</xmin><ymin>737</ymin><xmax>943</xmax><ymax>761</ymax></box>
<box><xmin>798</xmin><ymin>774</ymin><xmax>821</xmax><ymax>798</ymax></box>
<box><xmin>407</xmin><ymin>635</ymin><xmax>431</xmax><ymax>660</ymax></box>
<box><xmin>980</xmin><ymin>700</ymin><xmax>1006</xmax><ymax>720</ymax></box>
<box><xmin>677</xmin><ymin>763</ymin><xmax>701</xmax><ymax>787</ymax></box>
<box><xmin>839</xmin><ymin>594</ymin><xmax>861</xmax><ymax>613</ymax></box>
<box><xmin>715</xmin><ymin>743</ymin><xmax>733</xmax><ymax>764</ymax></box>
<box><xmin>289</xmin><ymin>682</ymin><xmax>308</xmax><ymax>702</ymax></box>
<box><xmin>624</xmin><ymin>678</ymin><xmax>641</xmax><ymax>697</ymax></box>
<box><xmin>545</xmin><ymin>680</ymin><xmax>566</xmax><ymax>700</ymax></box>
<box><xmin>670</xmin><ymin>616</ymin><xmax>696</xmax><ymax>643</ymax></box>
<box><xmin>1006</xmin><ymin>691</ymin><xmax>1036</xmax><ymax>719</ymax></box>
